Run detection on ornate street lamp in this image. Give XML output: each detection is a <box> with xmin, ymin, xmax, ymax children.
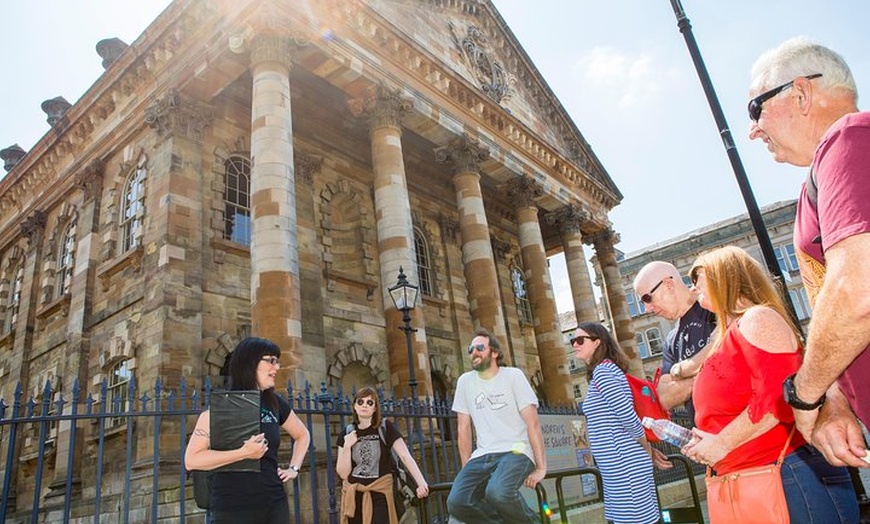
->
<box><xmin>387</xmin><ymin>266</ymin><xmax>420</xmax><ymax>401</ymax></box>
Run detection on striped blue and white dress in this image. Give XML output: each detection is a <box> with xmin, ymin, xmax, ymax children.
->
<box><xmin>582</xmin><ymin>360</ymin><xmax>659</xmax><ymax>524</ymax></box>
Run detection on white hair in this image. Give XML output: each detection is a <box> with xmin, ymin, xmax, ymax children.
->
<box><xmin>751</xmin><ymin>37</ymin><xmax>857</xmax><ymax>102</ymax></box>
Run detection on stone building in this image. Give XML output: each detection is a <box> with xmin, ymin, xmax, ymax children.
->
<box><xmin>0</xmin><ymin>0</ymin><xmax>642</xmax><ymax>519</ymax></box>
<box><xmin>618</xmin><ymin>200</ymin><xmax>810</xmax><ymax>378</ymax></box>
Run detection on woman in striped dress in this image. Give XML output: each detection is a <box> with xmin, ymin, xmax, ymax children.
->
<box><xmin>573</xmin><ymin>322</ymin><xmax>660</xmax><ymax>524</ymax></box>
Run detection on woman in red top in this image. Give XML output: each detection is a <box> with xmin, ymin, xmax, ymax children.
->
<box><xmin>683</xmin><ymin>246</ymin><xmax>857</xmax><ymax>523</ymax></box>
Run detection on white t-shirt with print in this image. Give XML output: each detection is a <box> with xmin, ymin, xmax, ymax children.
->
<box><xmin>452</xmin><ymin>367</ymin><xmax>539</xmax><ymax>462</ymax></box>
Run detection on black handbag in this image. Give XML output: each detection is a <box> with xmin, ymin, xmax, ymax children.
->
<box><xmin>190</xmin><ymin>470</ymin><xmax>212</xmax><ymax>509</ymax></box>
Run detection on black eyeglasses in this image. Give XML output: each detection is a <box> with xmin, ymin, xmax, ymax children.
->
<box><xmin>640</xmin><ymin>277</ymin><xmax>670</xmax><ymax>304</ymax></box>
<box><xmin>748</xmin><ymin>73</ymin><xmax>822</xmax><ymax>122</ymax></box>
<box><xmin>569</xmin><ymin>335</ymin><xmax>598</xmax><ymax>346</ymax></box>
<box><xmin>467</xmin><ymin>343</ymin><xmax>487</xmax><ymax>354</ymax></box>
<box><xmin>356</xmin><ymin>399</ymin><xmax>375</xmax><ymax>407</ymax></box>
<box><xmin>260</xmin><ymin>356</ymin><xmax>280</xmax><ymax>366</ymax></box>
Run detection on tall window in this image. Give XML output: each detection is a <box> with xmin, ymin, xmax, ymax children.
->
<box><xmin>414</xmin><ymin>228</ymin><xmax>432</xmax><ymax>296</ymax></box>
<box><xmin>572</xmin><ymin>383</ymin><xmax>583</xmax><ymax>400</ymax></box>
<box><xmin>107</xmin><ymin>360</ymin><xmax>132</xmax><ymax>429</ymax></box>
<box><xmin>626</xmin><ymin>292</ymin><xmax>645</xmax><ymax>317</ymax></box>
<box><xmin>5</xmin><ymin>263</ymin><xmax>24</xmax><ymax>332</ymax></box>
<box><xmin>646</xmin><ymin>328</ymin><xmax>664</xmax><ymax>355</ymax></box>
<box><xmin>223</xmin><ymin>156</ymin><xmax>251</xmax><ymax>246</ymax></box>
<box><xmin>56</xmin><ymin>224</ymin><xmax>75</xmax><ymax>297</ymax></box>
<box><xmin>789</xmin><ymin>287</ymin><xmax>812</xmax><ymax>320</ymax></box>
<box><xmin>636</xmin><ymin>332</ymin><xmax>650</xmax><ymax>359</ymax></box>
<box><xmin>511</xmin><ymin>263</ymin><xmax>533</xmax><ymax>325</ymax></box>
<box><xmin>120</xmin><ymin>167</ymin><xmax>146</xmax><ymax>253</ymax></box>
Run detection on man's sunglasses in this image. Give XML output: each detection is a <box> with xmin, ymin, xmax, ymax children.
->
<box><xmin>467</xmin><ymin>343</ymin><xmax>487</xmax><ymax>354</ymax></box>
<box><xmin>569</xmin><ymin>335</ymin><xmax>598</xmax><ymax>346</ymax></box>
<box><xmin>355</xmin><ymin>399</ymin><xmax>375</xmax><ymax>407</ymax></box>
<box><xmin>640</xmin><ymin>277</ymin><xmax>670</xmax><ymax>304</ymax></box>
<box><xmin>748</xmin><ymin>73</ymin><xmax>822</xmax><ymax>122</ymax></box>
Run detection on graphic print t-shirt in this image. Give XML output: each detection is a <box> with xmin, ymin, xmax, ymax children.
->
<box><xmin>662</xmin><ymin>301</ymin><xmax>716</xmax><ymax>419</ymax></box>
<box><xmin>452</xmin><ymin>367</ymin><xmax>539</xmax><ymax>462</ymax></box>
<box><xmin>336</xmin><ymin>420</ymin><xmax>401</xmax><ymax>485</ymax></box>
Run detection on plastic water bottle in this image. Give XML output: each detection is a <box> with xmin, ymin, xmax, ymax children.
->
<box><xmin>641</xmin><ymin>417</ymin><xmax>693</xmax><ymax>447</ymax></box>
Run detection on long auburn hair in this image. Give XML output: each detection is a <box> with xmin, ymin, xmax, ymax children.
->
<box><xmin>689</xmin><ymin>246</ymin><xmax>802</xmax><ymax>352</ymax></box>
<box><xmin>577</xmin><ymin>322</ymin><xmax>629</xmax><ymax>380</ymax></box>
<box><xmin>352</xmin><ymin>387</ymin><xmax>382</xmax><ymax>428</ymax></box>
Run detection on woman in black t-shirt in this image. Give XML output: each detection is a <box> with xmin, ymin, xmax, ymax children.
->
<box><xmin>336</xmin><ymin>387</ymin><xmax>429</xmax><ymax>524</ymax></box>
<box><xmin>185</xmin><ymin>338</ymin><xmax>311</xmax><ymax>524</ymax></box>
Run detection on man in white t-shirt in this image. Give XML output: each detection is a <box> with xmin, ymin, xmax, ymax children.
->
<box><xmin>446</xmin><ymin>328</ymin><xmax>546</xmax><ymax>524</ymax></box>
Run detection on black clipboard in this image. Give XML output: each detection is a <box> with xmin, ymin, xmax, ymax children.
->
<box><xmin>209</xmin><ymin>390</ymin><xmax>261</xmax><ymax>472</ymax></box>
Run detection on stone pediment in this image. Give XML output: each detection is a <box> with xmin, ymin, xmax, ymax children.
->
<box><xmin>360</xmin><ymin>0</ymin><xmax>620</xmax><ymax>199</ymax></box>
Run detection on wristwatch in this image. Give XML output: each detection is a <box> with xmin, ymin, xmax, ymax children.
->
<box><xmin>782</xmin><ymin>374</ymin><xmax>825</xmax><ymax>411</ymax></box>
<box><xmin>288</xmin><ymin>464</ymin><xmax>300</xmax><ymax>473</ymax></box>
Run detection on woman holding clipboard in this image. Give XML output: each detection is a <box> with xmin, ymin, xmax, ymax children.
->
<box><xmin>185</xmin><ymin>337</ymin><xmax>310</xmax><ymax>524</ymax></box>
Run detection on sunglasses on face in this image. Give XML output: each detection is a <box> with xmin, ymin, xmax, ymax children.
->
<box><xmin>356</xmin><ymin>399</ymin><xmax>375</xmax><ymax>407</ymax></box>
<box><xmin>467</xmin><ymin>343</ymin><xmax>487</xmax><ymax>354</ymax></box>
<box><xmin>747</xmin><ymin>73</ymin><xmax>822</xmax><ymax>122</ymax></box>
<box><xmin>260</xmin><ymin>356</ymin><xmax>280</xmax><ymax>366</ymax></box>
<box><xmin>640</xmin><ymin>277</ymin><xmax>670</xmax><ymax>304</ymax></box>
<box><xmin>690</xmin><ymin>267</ymin><xmax>704</xmax><ymax>286</ymax></box>
<box><xmin>569</xmin><ymin>335</ymin><xmax>598</xmax><ymax>346</ymax></box>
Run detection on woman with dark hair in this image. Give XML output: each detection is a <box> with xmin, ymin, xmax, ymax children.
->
<box><xmin>571</xmin><ymin>322</ymin><xmax>659</xmax><ymax>524</ymax></box>
<box><xmin>684</xmin><ymin>246</ymin><xmax>857</xmax><ymax>522</ymax></box>
<box><xmin>336</xmin><ymin>387</ymin><xmax>429</xmax><ymax>524</ymax></box>
<box><xmin>185</xmin><ymin>337</ymin><xmax>310</xmax><ymax>524</ymax></box>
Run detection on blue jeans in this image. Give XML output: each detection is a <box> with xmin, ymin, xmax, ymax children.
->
<box><xmin>447</xmin><ymin>452</ymin><xmax>537</xmax><ymax>524</ymax></box>
<box><xmin>781</xmin><ymin>444</ymin><xmax>859</xmax><ymax>523</ymax></box>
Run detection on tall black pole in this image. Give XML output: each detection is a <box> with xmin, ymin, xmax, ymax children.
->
<box><xmin>399</xmin><ymin>307</ymin><xmax>418</xmax><ymax>402</ymax></box>
<box><xmin>667</xmin><ymin>0</ymin><xmax>801</xmax><ymax>326</ymax></box>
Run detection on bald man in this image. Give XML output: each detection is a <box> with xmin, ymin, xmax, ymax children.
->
<box><xmin>633</xmin><ymin>261</ymin><xmax>716</xmax><ymax>421</ymax></box>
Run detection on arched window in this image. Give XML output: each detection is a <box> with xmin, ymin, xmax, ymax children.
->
<box><xmin>120</xmin><ymin>166</ymin><xmax>146</xmax><ymax>253</ymax></box>
<box><xmin>56</xmin><ymin>224</ymin><xmax>76</xmax><ymax>297</ymax></box>
<box><xmin>511</xmin><ymin>262</ymin><xmax>533</xmax><ymax>325</ymax></box>
<box><xmin>107</xmin><ymin>360</ymin><xmax>133</xmax><ymax>428</ymax></box>
<box><xmin>636</xmin><ymin>332</ymin><xmax>650</xmax><ymax>359</ymax></box>
<box><xmin>223</xmin><ymin>156</ymin><xmax>251</xmax><ymax>246</ymax></box>
<box><xmin>646</xmin><ymin>328</ymin><xmax>663</xmax><ymax>356</ymax></box>
<box><xmin>414</xmin><ymin>228</ymin><xmax>432</xmax><ymax>296</ymax></box>
<box><xmin>5</xmin><ymin>263</ymin><xmax>24</xmax><ymax>332</ymax></box>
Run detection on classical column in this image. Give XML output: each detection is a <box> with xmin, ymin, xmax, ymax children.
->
<box><xmin>248</xmin><ymin>35</ymin><xmax>303</xmax><ymax>373</ymax></box>
<box><xmin>349</xmin><ymin>84</ymin><xmax>432</xmax><ymax>398</ymax></box>
<box><xmin>434</xmin><ymin>135</ymin><xmax>512</xmax><ymax>365</ymax></box>
<box><xmin>587</xmin><ymin>229</ymin><xmax>643</xmax><ymax>376</ymax></box>
<box><xmin>546</xmin><ymin>206</ymin><xmax>598</xmax><ymax>324</ymax></box>
<box><xmin>505</xmin><ymin>177</ymin><xmax>572</xmax><ymax>404</ymax></box>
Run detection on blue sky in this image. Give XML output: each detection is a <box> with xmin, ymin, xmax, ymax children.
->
<box><xmin>1</xmin><ymin>1</ymin><xmax>867</xmax><ymax>313</ymax></box>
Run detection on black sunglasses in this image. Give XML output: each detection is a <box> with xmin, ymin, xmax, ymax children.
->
<box><xmin>640</xmin><ymin>277</ymin><xmax>670</xmax><ymax>304</ymax></box>
<box><xmin>355</xmin><ymin>399</ymin><xmax>375</xmax><ymax>407</ymax></box>
<box><xmin>569</xmin><ymin>335</ymin><xmax>598</xmax><ymax>346</ymax></box>
<box><xmin>748</xmin><ymin>74</ymin><xmax>822</xmax><ymax>122</ymax></box>
<box><xmin>467</xmin><ymin>343</ymin><xmax>487</xmax><ymax>354</ymax></box>
<box><xmin>260</xmin><ymin>356</ymin><xmax>280</xmax><ymax>365</ymax></box>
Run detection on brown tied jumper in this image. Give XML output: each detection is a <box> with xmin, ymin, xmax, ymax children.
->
<box><xmin>340</xmin><ymin>474</ymin><xmax>399</xmax><ymax>524</ymax></box>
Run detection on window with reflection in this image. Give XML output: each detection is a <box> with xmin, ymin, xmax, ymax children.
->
<box><xmin>511</xmin><ymin>262</ymin><xmax>533</xmax><ymax>325</ymax></box>
<box><xmin>56</xmin><ymin>224</ymin><xmax>76</xmax><ymax>297</ymax></box>
<box><xmin>5</xmin><ymin>263</ymin><xmax>24</xmax><ymax>332</ymax></box>
<box><xmin>646</xmin><ymin>328</ymin><xmax>663</xmax><ymax>355</ymax></box>
<box><xmin>120</xmin><ymin>166</ymin><xmax>146</xmax><ymax>253</ymax></box>
<box><xmin>223</xmin><ymin>156</ymin><xmax>251</xmax><ymax>246</ymax></box>
<box><xmin>107</xmin><ymin>360</ymin><xmax>133</xmax><ymax>428</ymax></box>
<box><xmin>414</xmin><ymin>228</ymin><xmax>432</xmax><ymax>296</ymax></box>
